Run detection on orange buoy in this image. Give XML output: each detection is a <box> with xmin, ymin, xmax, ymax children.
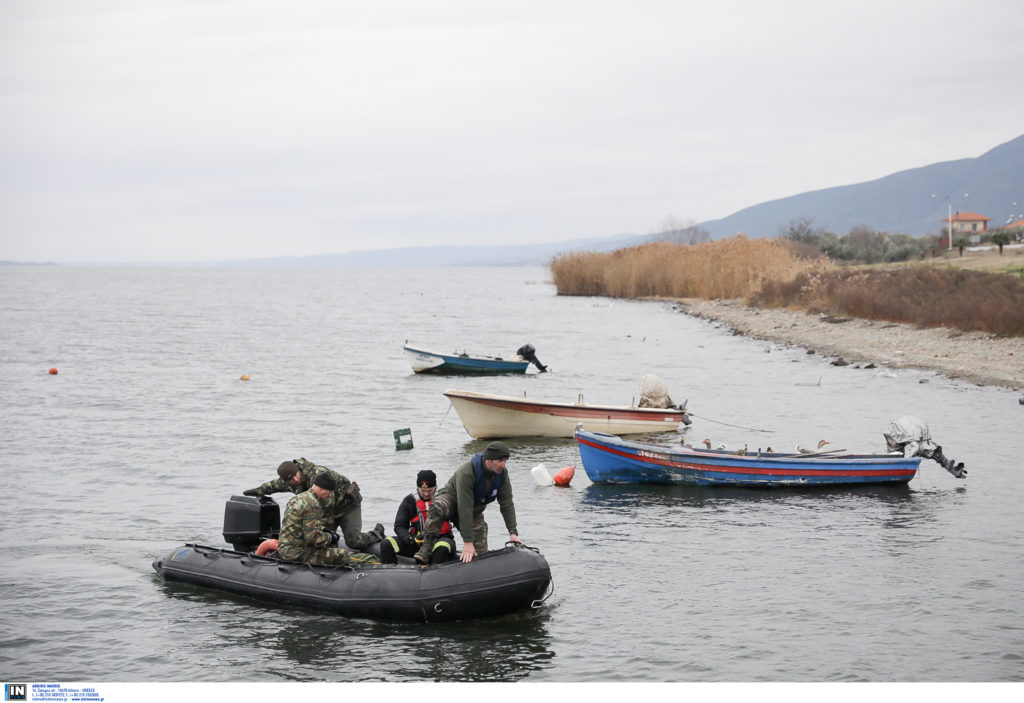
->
<box><xmin>48</xmin><ymin>367</ymin><xmax>58</xmax><ymax>375</ymax></box>
<box><xmin>240</xmin><ymin>374</ymin><xmax>250</xmax><ymax>381</ymax></box>
<box><xmin>553</xmin><ymin>465</ymin><xmax>575</xmax><ymax>487</ymax></box>
<box><xmin>254</xmin><ymin>539</ymin><xmax>279</xmax><ymax>556</ymax></box>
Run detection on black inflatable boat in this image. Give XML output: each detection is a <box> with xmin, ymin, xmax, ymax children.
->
<box><xmin>151</xmin><ymin>495</ymin><xmax>553</xmax><ymax>622</ymax></box>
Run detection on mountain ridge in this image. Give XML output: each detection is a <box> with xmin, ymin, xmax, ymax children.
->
<box><xmin>270</xmin><ymin>132</ymin><xmax>1024</xmax><ymax>266</ymax></box>
<box><xmin>10</xmin><ymin>134</ymin><xmax>1020</xmax><ymax>266</ymax></box>
<box><xmin>698</xmin><ymin>134</ymin><xmax>1024</xmax><ymax>238</ymax></box>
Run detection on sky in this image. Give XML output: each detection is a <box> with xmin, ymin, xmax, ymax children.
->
<box><xmin>1</xmin><ymin>1</ymin><xmax>1022</xmax><ymax>264</ymax></box>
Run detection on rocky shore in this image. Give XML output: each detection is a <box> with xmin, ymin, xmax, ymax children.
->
<box><xmin>672</xmin><ymin>298</ymin><xmax>1024</xmax><ymax>391</ymax></box>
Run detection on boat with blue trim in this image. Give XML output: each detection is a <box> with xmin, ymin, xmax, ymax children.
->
<box><xmin>404</xmin><ymin>342</ymin><xmax>547</xmax><ymax>375</ymax></box>
<box><xmin>574</xmin><ymin>427</ymin><xmax>928</xmax><ymax>486</ymax></box>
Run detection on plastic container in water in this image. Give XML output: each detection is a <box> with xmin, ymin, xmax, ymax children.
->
<box><xmin>530</xmin><ymin>463</ymin><xmax>553</xmax><ymax>486</ymax></box>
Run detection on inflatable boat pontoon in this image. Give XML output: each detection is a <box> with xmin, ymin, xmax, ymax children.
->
<box><xmin>151</xmin><ymin>495</ymin><xmax>553</xmax><ymax>622</ymax></box>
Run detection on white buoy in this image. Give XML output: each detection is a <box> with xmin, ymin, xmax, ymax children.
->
<box><xmin>530</xmin><ymin>463</ymin><xmax>553</xmax><ymax>486</ymax></box>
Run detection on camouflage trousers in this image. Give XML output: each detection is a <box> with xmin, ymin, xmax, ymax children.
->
<box><xmin>330</xmin><ymin>487</ymin><xmax>379</xmax><ymax>549</ymax></box>
<box><xmin>422</xmin><ymin>492</ymin><xmax>490</xmax><ymax>553</ymax></box>
<box><xmin>278</xmin><ymin>544</ymin><xmax>380</xmax><ymax>566</ymax></box>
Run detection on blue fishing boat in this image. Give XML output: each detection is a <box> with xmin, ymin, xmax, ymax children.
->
<box><xmin>574</xmin><ymin>428</ymin><xmax>924</xmax><ymax>486</ymax></box>
<box><xmin>404</xmin><ymin>342</ymin><xmax>546</xmax><ymax>375</ymax></box>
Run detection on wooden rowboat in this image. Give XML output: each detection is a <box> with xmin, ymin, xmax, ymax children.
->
<box><xmin>574</xmin><ymin>428</ymin><xmax>921</xmax><ymax>486</ymax></box>
<box><xmin>444</xmin><ymin>389</ymin><xmax>690</xmax><ymax>439</ymax></box>
<box><xmin>405</xmin><ymin>344</ymin><xmax>528</xmax><ymax>375</ymax></box>
<box><xmin>404</xmin><ymin>343</ymin><xmax>548</xmax><ymax>375</ymax></box>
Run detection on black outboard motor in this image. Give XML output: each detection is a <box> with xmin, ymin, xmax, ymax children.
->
<box><xmin>883</xmin><ymin>416</ymin><xmax>966</xmax><ymax>479</ymax></box>
<box><xmin>516</xmin><ymin>343</ymin><xmax>548</xmax><ymax>372</ymax></box>
<box><xmin>222</xmin><ymin>495</ymin><xmax>281</xmax><ymax>552</ymax></box>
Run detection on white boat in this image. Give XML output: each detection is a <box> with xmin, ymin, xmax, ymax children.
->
<box><xmin>443</xmin><ymin>388</ymin><xmax>691</xmax><ymax>439</ymax></box>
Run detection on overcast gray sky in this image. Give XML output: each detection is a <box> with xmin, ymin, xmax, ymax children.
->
<box><xmin>2</xmin><ymin>1</ymin><xmax>1022</xmax><ymax>264</ymax></box>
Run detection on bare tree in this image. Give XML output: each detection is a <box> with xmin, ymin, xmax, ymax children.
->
<box><xmin>649</xmin><ymin>215</ymin><xmax>710</xmax><ymax>245</ymax></box>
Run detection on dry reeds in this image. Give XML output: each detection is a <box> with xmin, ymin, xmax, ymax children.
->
<box><xmin>752</xmin><ymin>266</ymin><xmax>1024</xmax><ymax>336</ymax></box>
<box><xmin>551</xmin><ymin>235</ymin><xmax>1024</xmax><ymax>336</ymax></box>
<box><xmin>550</xmin><ymin>236</ymin><xmax>829</xmax><ymax>300</ymax></box>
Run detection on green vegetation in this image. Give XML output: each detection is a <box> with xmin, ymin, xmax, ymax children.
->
<box><xmin>779</xmin><ymin>218</ymin><xmax>939</xmax><ymax>263</ymax></box>
<box><xmin>550</xmin><ymin>234</ymin><xmax>1024</xmax><ymax>336</ymax></box>
<box><xmin>990</xmin><ymin>232</ymin><xmax>1011</xmax><ymax>255</ymax></box>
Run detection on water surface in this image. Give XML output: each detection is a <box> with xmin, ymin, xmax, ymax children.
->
<box><xmin>1</xmin><ymin>265</ymin><xmax>1020</xmax><ymax>682</ymax></box>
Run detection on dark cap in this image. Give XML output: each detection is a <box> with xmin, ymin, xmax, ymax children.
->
<box><xmin>416</xmin><ymin>469</ymin><xmax>437</xmax><ymax>488</ymax></box>
<box><xmin>482</xmin><ymin>441</ymin><xmax>510</xmax><ymax>461</ymax></box>
<box><xmin>313</xmin><ymin>472</ymin><xmax>337</xmax><ymax>491</ymax></box>
<box><xmin>277</xmin><ymin>460</ymin><xmax>299</xmax><ymax>480</ymax></box>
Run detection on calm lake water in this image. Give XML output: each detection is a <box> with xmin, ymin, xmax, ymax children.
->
<box><xmin>1</xmin><ymin>265</ymin><xmax>1021</xmax><ymax>684</ymax></box>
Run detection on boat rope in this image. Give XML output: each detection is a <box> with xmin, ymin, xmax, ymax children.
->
<box><xmin>411</xmin><ymin>402</ymin><xmax>454</xmax><ymax>447</ymax></box>
<box><xmin>686</xmin><ymin>413</ymin><xmax>773</xmax><ymax>433</ymax></box>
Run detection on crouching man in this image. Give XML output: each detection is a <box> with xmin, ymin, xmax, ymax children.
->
<box><xmin>243</xmin><ymin>458</ymin><xmax>385</xmax><ymax>549</ymax></box>
<box><xmin>278</xmin><ymin>472</ymin><xmax>379</xmax><ymax>566</ymax></box>
<box><xmin>414</xmin><ymin>442</ymin><xmax>521</xmax><ymax>564</ymax></box>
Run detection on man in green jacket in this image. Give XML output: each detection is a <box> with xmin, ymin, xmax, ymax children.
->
<box><xmin>243</xmin><ymin>457</ymin><xmax>384</xmax><ymax>549</ymax></box>
<box><xmin>277</xmin><ymin>473</ymin><xmax>379</xmax><ymax>566</ymax></box>
<box><xmin>414</xmin><ymin>441</ymin><xmax>521</xmax><ymax>564</ymax></box>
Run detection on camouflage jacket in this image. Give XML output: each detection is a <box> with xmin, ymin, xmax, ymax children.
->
<box><xmin>278</xmin><ymin>488</ymin><xmax>335</xmax><ymax>554</ymax></box>
<box><xmin>248</xmin><ymin>458</ymin><xmax>354</xmax><ymax>500</ymax></box>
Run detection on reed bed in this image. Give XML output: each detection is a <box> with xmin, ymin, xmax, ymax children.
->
<box><xmin>550</xmin><ymin>236</ymin><xmax>827</xmax><ymax>300</ymax></box>
<box><xmin>752</xmin><ymin>267</ymin><xmax>1024</xmax><ymax>336</ymax></box>
<box><xmin>551</xmin><ymin>236</ymin><xmax>1024</xmax><ymax>336</ymax></box>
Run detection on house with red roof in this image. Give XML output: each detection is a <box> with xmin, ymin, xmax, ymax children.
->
<box><xmin>946</xmin><ymin>211</ymin><xmax>991</xmax><ymax>234</ymax></box>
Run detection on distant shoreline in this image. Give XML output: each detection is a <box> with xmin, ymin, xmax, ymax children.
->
<box><xmin>669</xmin><ymin>297</ymin><xmax>1024</xmax><ymax>391</ymax></box>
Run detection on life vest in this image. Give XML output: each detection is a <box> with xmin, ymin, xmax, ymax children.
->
<box><xmin>471</xmin><ymin>453</ymin><xmax>505</xmax><ymax>506</ymax></box>
<box><xmin>411</xmin><ymin>496</ymin><xmax>452</xmax><ymax>536</ymax></box>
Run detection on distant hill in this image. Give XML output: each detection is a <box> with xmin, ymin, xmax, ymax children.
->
<box><xmin>697</xmin><ymin>133</ymin><xmax>1024</xmax><ymax>238</ymax></box>
<box><xmin>63</xmin><ymin>132</ymin><xmax>1020</xmax><ymax>267</ymax></box>
<box><xmin>216</xmin><ymin>233</ymin><xmax>652</xmax><ymax>267</ymax></box>
<box><xmin>253</xmin><ymin>132</ymin><xmax>1023</xmax><ymax>267</ymax></box>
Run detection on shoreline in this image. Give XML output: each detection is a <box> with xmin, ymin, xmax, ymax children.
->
<box><xmin>668</xmin><ymin>298</ymin><xmax>1023</xmax><ymax>391</ymax></box>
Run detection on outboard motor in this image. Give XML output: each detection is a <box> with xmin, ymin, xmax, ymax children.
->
<box><xmin>516</xmin><ymin>344</ymin><xmax>548</xmax><ymax>372</ymax></box>
<box><xmin>222</xmin><ymin>495</ymin><xmax>281</xmax><ymax>551</ymax></box>
<box><xmin>883</xmin><ymin>416</ymin><xmax>966</xmax><ymax>478</ymax></box>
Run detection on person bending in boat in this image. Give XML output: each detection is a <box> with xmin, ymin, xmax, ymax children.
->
<box><xmin>381</xmin><ymin>470</ymin><xmax>457</xmax><ymax>565</ymax></box>
<box><xmin>414</xmin><ymin>441</ymin><xmax>521</xmax><ymax>564</ymax></box>
<box><xmin>243</xmin><ymin>458</ymin><xmax>385</xmax><ymax>549</ymax></box>
<box><xmin>277</xmin><ymin>472</ymin><xmax>380</xmax><ymax>566</ymax></box>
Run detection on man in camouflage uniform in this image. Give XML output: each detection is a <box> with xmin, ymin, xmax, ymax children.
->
<box><xmin>277</xmin><ymin>472</ymin><xmax>379</xmax><ymax>566</ymax></box>
<box><xmin>243</xmin><ymin>457</ymin><xmax>384</xmax><ymax>549</ymax></box>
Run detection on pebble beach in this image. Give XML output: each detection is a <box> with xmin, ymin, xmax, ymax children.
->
<box><xmin>674</xmin><ymin>297</ymin><xmax>1024</xmax><ymax>391</ymax></box>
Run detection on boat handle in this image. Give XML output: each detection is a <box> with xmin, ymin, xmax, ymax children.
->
<box><xmin>190</xmin><ymin>544</ymin><xmax>217</xmax><ymax>559</ymax></box>
<box><xmin>532</xmin><ymin>577</ymin><xmax>555</xmax><ymax>609</ymax></box>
